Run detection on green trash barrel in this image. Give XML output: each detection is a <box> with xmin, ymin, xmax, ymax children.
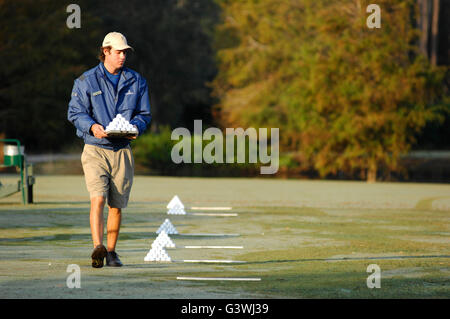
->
<box><xmin>3</xmin><ymin>145</ymin><xmax>25</xmax><ymax>167</ymax></box>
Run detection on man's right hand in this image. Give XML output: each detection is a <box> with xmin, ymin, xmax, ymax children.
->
<box><xmin>90</xmin><ymin>124</ymin><xmax>108</xmax><ymax>139</ymax></box>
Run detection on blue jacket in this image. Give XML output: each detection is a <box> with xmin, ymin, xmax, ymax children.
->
<box><xmin>67</xmin><ymin>63</ymin><xmax>151</xmax><ymax>150</ymax></box>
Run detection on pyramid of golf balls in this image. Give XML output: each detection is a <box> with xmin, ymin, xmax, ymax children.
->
<box><xmin>105</xmin><ymin>114</ymin><xmax>138</xmax><ymax>133</ymax></box>
<box><xmin>156</xmin><ymin>219</ymin><xmax>178</xmax><ymax>235</ymax></box>
<box><xmin>167</xmin><ymin>204</ymin><xmax>186</xmax><ymax>215</ymax></box>
<box><xmin>144</xmin><ymin>243</ymin><xmax>172</xmax><ymax>262</ymax></box>
<box><xmin>167</xmin><ymin>195</ymin><xmax>186</xmax><ymax>215</ymax></box>
<box><xmin>152</xmin><ymin>230</ymin><xmax>176</xmax><ymax>248</ymax></box>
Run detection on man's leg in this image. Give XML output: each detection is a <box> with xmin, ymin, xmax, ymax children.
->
<box><xmin>105</xmin><ymin>206</ymin><xmax>123</xmax><ymax>267</ymax></box>
<box><xmin>90</xmin><ymin>196</ymin><xmax>108</xmax><ymax>268</ymax></box>
<box><xmin>105</xmin><ymin>146</ymin><xmax>133</xmax><ymax>267</ymax></box>
<box><xmin>90</xmin><ymin>196</ymin><xmax>106</xmax><ymax>247</ymax></box>
<box><xmin>106</xmin><ymin>207</ymin><xmax>122</xmax><ymax>252</ymax></box>
<box><xmin>81</xmin><ymin>145</ymin><xmax>110</xmax><ymax>268</ymax></box>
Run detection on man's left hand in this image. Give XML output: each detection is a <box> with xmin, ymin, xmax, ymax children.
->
<box><xmin>126</xmin><ymin>125</ymin><xmax>139</xmax><ymax>139</ymax></box>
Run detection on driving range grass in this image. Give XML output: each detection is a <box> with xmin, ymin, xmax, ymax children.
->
<box><xmin>0</xmin><ymin>175</ymin><xmax>449</xmax><ymax>298</ymax></box>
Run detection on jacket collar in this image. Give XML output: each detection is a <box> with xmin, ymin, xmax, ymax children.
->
<box><xmin>96</xmin><ymin>62</ymin><xmax>135</xmax><ymax>88</ymax></box>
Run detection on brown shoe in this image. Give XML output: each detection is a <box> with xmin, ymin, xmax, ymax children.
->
<box><xmin>91</xmin><ymin>245</ymin><xmax>107</xmax><ymax>268</ymax></box>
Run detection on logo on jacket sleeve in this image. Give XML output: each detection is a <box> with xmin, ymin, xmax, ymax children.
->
<box><xmin>92</xmin><ymin>90</ymin><xmax>102</xmax><ymax>96</ymax></box>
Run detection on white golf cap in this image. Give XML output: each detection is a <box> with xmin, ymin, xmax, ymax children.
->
<box><xmin>102</xmin><ymin>32</ymin><xmax>134</xmax><ymax>51</ymax></box>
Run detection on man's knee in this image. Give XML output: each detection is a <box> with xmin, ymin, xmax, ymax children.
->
<box><xmin>108</xmin><ymin>207</ymin><xmax>122</xmax><ymax>216</ymax></box>
<box><xmin>91</xmin><ymin>196</ymin><xmax>106</xmax><ymax>209</ymax></box>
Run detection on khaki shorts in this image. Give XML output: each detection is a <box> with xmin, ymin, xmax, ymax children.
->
<box><xmin>81</xmin><ymin>144</ymin><xmax>134</xmax><ymax>208</ymax></box>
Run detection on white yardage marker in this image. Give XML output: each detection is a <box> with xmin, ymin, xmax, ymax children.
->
<box><xmin>184</xmin><ymin>245</ymin><xmax>243</xmax><ymax>249</ymax></box>
<box><xmin>181</xmin><ymin>233</ymin><xmax>240</xmax><ymax>237</ymax></box>
<box><xmin>177</xmin><ymin>276</ymin><xmax>260</xmax><ymax>281</ymax></box>
<box><xmin>190</xmin><ymin>207</ymin><xmax>233</xmax><ymax>211</ymax></box>
<box><xmin>191</xmin><ymin>213</ymin><xmax>238</xmax><ymax>217</ymax></box>
<box><xmin>181</xmin><ymin>259</ymin><xmax>246</xmax><ymax>264</ymax></box>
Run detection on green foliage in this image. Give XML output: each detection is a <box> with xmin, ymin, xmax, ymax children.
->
<box><xmin>131</xmin><ymin>126</ymin><xmax>177</xmax><ymax>174</ymax></box>
<box><xmin>0</xmin><ymin>0</ymin><xmax>103</xmax><ymax>151</ymax></box>
<box><xmin>132</xmin><ymin>126</ymin><xmax>261</xmax><ymax>176</ymax></box>
<box><xmin>0</xmin><ymin>0</ymin><xmax>220</xmax><ymax>151</ymax></box>
<box><xmin>1</xmin><ymin>0</ymin><xmax>448</xmax><ymax>181</ymax></box>
<box><xmin>212</xmin><ymin>0</ymin><xmax>449</xmax><ymax>181</ymax></box>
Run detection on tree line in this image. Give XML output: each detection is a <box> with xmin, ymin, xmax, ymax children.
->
<box><xmin>0</xmin><ymin>0</ymin><xmax>220</xmax><ymax>149</ymax></box>
<box><xmin>1</xmin><ymin>0</ymin><xmax>448</xmax><ymax>181</ymax></box>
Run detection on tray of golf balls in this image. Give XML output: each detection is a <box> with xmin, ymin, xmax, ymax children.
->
<box><xmin>105</xmin><ymin>114</ymin><xmax>138</xmax><ymax>138</ymax></box>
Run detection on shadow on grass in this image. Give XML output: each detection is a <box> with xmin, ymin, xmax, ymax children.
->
<box><xmin>243</xmin><ymin>255</ymin><xmax>450</xmax><ymax>265</ymax></box>
<box><xmin>0</xmin><ymin>230</ymin><xmax>242</xmax><ymax>244</ymax></box>
<box><xmin>0</xmin><ymin>233</ymin><xmax>92</xmax><ymax>243</ymax></box>
<box><xmin>0</xmin><ymin>230</ymin><xmax>179</xmax><ymax>243</ymax></box>
<box><xmin>34</xmin><ymin>201</ymin><xmax>90</xmax><ymax>205</ymax></box>
<box><xmin>0</xmin><ymin>207</ymin><xmax>90</xmax><ymax>214</ymax></box>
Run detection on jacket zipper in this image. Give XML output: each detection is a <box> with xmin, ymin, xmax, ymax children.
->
<box><xmin>102</xmin><ymin>75</ymin><xmax>118</xmax><ymax>112</ymax></box>
<box><xmin>101</xmin><ymin>69</ymin><xmax>131</xmax><ymax>114</ymax></box>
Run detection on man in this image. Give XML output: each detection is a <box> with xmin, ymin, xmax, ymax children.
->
<box><xmin>68</xmin><ymin>32</ymin><xmax>151</xmax><ymax>268</ymax></box>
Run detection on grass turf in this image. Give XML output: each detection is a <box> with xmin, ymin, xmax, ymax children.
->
<box><xmin>0</xmin><ymin>175</ymin><xmax>449</xmax><ymax>298</ymax></box>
